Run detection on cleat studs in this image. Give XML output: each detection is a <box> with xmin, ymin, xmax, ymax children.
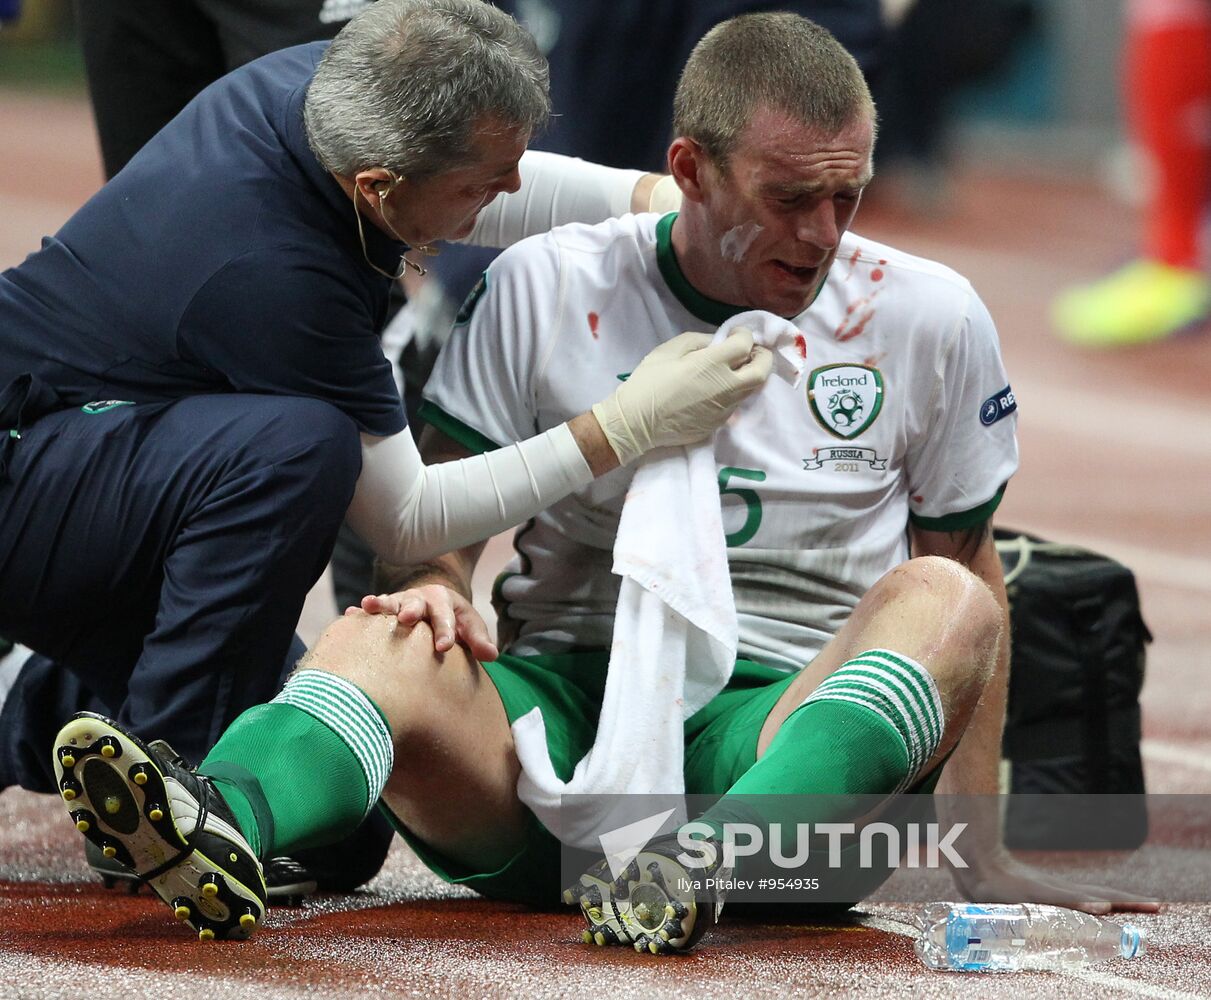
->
<box><xmin>175</xmin><ymin>905</ymin><xmax>191</xmax><ymax>921</ymax></box>
<box><xmin>239</xmin><ymin>913</ymin><xmax>257</xmax><ymax>932</ymax></box>
<box><xmin>563</xmin><ymin>888</ymin><xmax>575</xmax><ymax>905</ymax></box>
<box><xmin>229</xmin><ymin>853</ymin><xmax>238</xmax><ymax>863</ymax></box>
<box><xmin>201</xmin><ymin>881</ymin><xmax>219</xmax><ymax>899</ymax></box>
<box><xmin>664</xmin><ymin>904</ymin><xmax>675</xmax><ymax>918</ymax></box>
<box><xmin>581</xmin><ymin>930</ymin><xmax>593</xmax><ymax>944</ymax></box>
<box><xmin>60</xmin><ymin>753</ymin><xmax>76</xmax><ymax>769</ymax></box>
<box><xmin>76</xmin><ymin>819</ymin><xmax>90</xmax><ymax>833</ymax></box>
<box><xmin>133</xmin><ymin>771</ymin><xmax>148</xmax><ymax>786</ymax></box>
<box><xmin>593</xmin><ymin>932</ymin><xmax>606</xmax><ymax>947</ymax></box>
<box><xmin>104</xmin><ymin>796</ymin><xmax>122</xmax><ymax>815</ymax></box>
<box><xmin>102</xmin><ymin>845</ymin><xmax>117</xmax><ymax>859</ymax></box>
<box><xmin>198</xmin><ymin>928</ymin><xmax>215</xmax><ymax>941</ymax></box>
<box><xmin>61</xmin><ymin>788</ymin><xmax>77</xmax><ymax>802</ymax></box>
<box><xmin>649</xmin><ymin>941</ymin><xmax>661</xmax><ymax>955</ymax></box>
<box><xmin>148</xmin><ymin>806</ymin><xmax>163</xmax><ymax>822</ymax></box>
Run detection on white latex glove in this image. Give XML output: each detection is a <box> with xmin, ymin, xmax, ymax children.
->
<box><xmin>591</xmin><ymin>328</ymin><xmax>772</xmax><ymax>466</ymax></box>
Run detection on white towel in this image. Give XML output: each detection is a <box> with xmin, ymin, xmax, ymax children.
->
<box><xmin>511</xmin><ymin>311</ymin><xmax>807</xmax><ymax>850</ymax></box>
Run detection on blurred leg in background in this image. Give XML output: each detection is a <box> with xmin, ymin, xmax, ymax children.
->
<box><xmin>74</xmin><ymin>0</ymin><xmax>370</xmax><ymax>179</ymax></box>
<box><xmin>1053</xmin><ymin>0</ymin><xmax>1211</xmax><ymax>347</ymax></box>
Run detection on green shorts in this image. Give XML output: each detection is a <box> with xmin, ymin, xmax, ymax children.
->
<box><xmin>382</xmin><ymin>651</ymin><xmax>798</xmax><ymax>905</ymax></box>
<box><xmin>381</xmin><ymin>650</ymin><xmax>942</xmax><ymax>907</ymax></box>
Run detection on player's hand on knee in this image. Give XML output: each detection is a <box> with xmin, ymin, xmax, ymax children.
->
<box><xmin>359</xmin><ymin>585</ymin><xmax>499</xmax><ymax>662</ymax></box>
<box><xmin>590</xmin><ymin>328</ymin><xmax>773</xmax><ymax>465</ymax></box>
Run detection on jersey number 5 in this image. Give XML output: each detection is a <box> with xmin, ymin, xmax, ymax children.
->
<box><xmin>718</xmin><ymin>467</ymin><xmax>767</xmax><ymax>546</ymax></box>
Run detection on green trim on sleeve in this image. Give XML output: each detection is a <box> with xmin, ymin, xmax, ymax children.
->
<box><xmin>416</xmin><ymin>400</ymin><xmax>503</xmax><ymax>454</ymax></box>
<box><xmin>909</xmin><ymin>482</ymin><xmax>1008</xmax><ymax>532</ymax></box>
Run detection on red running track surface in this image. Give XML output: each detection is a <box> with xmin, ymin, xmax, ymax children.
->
<box><xmin>2</xmin><ymin>90</ymin><xmax>1209</xmax><ymax>999</ymax></box>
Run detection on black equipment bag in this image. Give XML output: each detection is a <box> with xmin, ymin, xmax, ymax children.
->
<box><xmin>996</xmin><ymin>529</ymin><xmax>1151</xmax><ymax>849</ymax></box>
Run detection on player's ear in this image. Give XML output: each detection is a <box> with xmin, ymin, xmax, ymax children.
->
<box><xmin>667</xmin><ymin>137</ymin><xmax>709</xmax><ymax>204</ymax></box>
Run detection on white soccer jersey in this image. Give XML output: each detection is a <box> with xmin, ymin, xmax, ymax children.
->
<box><xmin>423</xmin><ymin>212</ymin><xmax>1019</xmax><ymax>671</ymax></box>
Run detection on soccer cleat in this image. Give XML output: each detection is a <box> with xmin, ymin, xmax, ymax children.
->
<box><xmin>85</xmin><ymin>839</ymin><xmax>318</xmax><ymax>906</ymax></box>
<box><xmin>568</xmin><ymin>835</ymin><xmax>732</xmax><ymax>954</ymax></box>
<box><xmin>565</xmin><ymin>859</ymin><xmax>634</xmax><ymax>947</ymax></box>
<box><xmin>52</xmin><ymin>713</ymin><xmax>267</xmax><ymax>939</ymax></box>
<box><xmin>1052</xmin><ymin>259</ymin><xmax>1211</xmax><ymax>347</ymax></box>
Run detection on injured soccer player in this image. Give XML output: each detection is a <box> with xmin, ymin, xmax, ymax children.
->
<box><xmin>49</xmin><ymin>10</ymin><xmax>1155</xmax><ymax>949</ymax></box>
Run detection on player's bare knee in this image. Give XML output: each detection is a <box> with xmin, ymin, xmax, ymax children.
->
<box><xmin>298</xmin><ymin>613</ymin><xmax>444</xmax><ymax>731</ymax></box>
<box><xmin>900</xmin><ymin>555</ymin><xmax>998</xmax><ymax>641</ymax></box>
<box><xmin>889</xmin><ymin>556</ymin><xmax>1000</xmax><ymax>705</ymax></box>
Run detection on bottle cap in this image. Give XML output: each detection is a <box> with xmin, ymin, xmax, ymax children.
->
<box><xmin>1121</xmin><ymin>925</ymin><xmax>1146</xmax><ymax>959</ymax></box>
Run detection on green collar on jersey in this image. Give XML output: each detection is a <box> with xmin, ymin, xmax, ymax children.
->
<box><xmin>655</xmin><ymin>212</ymin><xmax>752</xmax><ymax>326</ymax></box>
<box><xmin>654</xmin><ymin>212</ymin><xmax>827</xmax><ymax>325</ymax></box>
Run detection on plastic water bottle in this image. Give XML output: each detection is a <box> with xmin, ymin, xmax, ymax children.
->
<box><xmin>915</xmin><ymin>902</ymin><xmax>1146</xmax><ymax>972</ymax></box>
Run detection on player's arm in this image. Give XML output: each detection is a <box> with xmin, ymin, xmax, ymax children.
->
<box><xmin>461</xmin><ymin>150</ymin><xmax>679</xmax><ymax>248</ymax></box>
<box><xmin>912</xmin><ymin>519</ymin><xmax>1158</xmax><ymax>913</ymax></box>
<box><xmin>357</xmin><ymin>427</ymin><xmax>495</xmax><ymax>660</ymax></box>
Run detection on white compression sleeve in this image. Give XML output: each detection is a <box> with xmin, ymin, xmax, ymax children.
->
<box><xmin>461</xmin><ymin>150</ymin><xmax>644</xmax><ymax>249</ymax></box>
<box><xmin>345</xmin><ymin>424</ymin><xmax>594</xmax><ymax>565</ymax></box>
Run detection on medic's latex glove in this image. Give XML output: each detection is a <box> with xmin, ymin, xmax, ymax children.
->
<box><xmin>591</xmin><ymin>327</ymin><xmax>772</xmax><ymax>466</ymax></box>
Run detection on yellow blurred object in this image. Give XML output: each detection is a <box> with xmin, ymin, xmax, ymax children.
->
<box><xmin>1053</xmin><ymin>259</ymin><xmax>1210</xmax><ymax>347</ymax></box>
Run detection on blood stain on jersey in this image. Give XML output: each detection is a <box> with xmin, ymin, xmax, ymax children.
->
<box><xmin>794</xmin><ymin>333</ymin><xmax>807</xmax><ymax>358</ymax></box>
<box><xmin>588</xmin><ymin>311</ymin><xmax>600</xmax><ymax>339</ymax></box>
<box><xmin>913</xmin><ymin>495</ymin><xmax>925</xmax><ymax>503</ymax></box>
<box><xmin>834</xmin><ymin>291</ymin><xmax>881</xmax><ymax>341</ymax></box>
<box><xmin>845</xmin><ymin>247</ymin><xmax>863</xmax><ymax>278</ymax></box>
<box><xmin>871</xmin><ymin>268</ymin><xmax>884</xmax><ymax>282</ymax></box>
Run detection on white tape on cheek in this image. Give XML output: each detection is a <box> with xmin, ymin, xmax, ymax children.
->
<box><xmin>719</xmin><ymin>222</ymin><xmax>763</xmax><ymax>262</ymax></box>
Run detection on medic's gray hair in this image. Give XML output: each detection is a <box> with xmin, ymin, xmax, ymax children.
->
<box><xmin>304</xmin><ymin>0</ymin><xmax>549</xmax><ymax>179</ymax></box>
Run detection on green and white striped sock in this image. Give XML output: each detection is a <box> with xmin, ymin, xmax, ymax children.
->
<box><xmin>200</xmin><ymin>669</ymin><xmax>394</xmax><ymax>858</ymax></box>
<box><xmin>799</xmin><ymin>648</ymin><xmax>944</xmax><ymax>793</ymax></box>
<box><xmin>696</xmin><ymin>650</ymin><xmax>945</xmax><ymax>859</ymax></box>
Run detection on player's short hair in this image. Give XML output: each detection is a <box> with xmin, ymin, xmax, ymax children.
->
<box><xmin>672</xmin><ymin>12</ymin><xmax>874</xmax><ymax>169</ymax></box>
<box><xmin>304</xmin><ymin>0</ymin><xmax>549</xmax><ymax>179</ymax></box>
